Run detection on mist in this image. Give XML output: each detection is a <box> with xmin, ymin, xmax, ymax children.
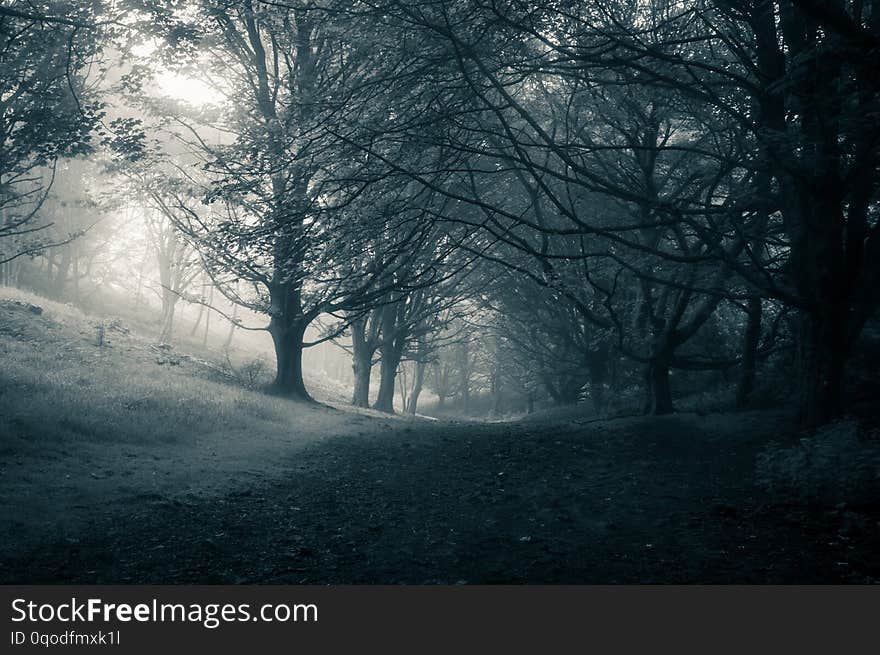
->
<box><xmin>1</xmin><ymin>0</ymin><xmax>878</xmax><ymax>584</ymax></box>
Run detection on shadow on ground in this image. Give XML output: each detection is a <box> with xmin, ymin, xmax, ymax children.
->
<box><xmin>3</xmin><ymin>411</ymin><xmax>878</xmax><ymax>584</ymax></box>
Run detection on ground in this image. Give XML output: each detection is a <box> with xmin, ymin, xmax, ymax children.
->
<box><xmin>1</xmin><ymin>290</ymin><xmax>878</xmax><ymax>583</ymax></box>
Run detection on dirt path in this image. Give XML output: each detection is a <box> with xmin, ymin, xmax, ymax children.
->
<box><xmin>2</xmin><ymin>411</ymin><xmax>877</xmax><ymax>584</ymax></box>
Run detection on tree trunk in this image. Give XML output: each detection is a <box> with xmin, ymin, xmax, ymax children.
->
<box><xmin>736</xmin><ymin>296</ymin><xmax>762</xmax><ymax>409</ymax></box>
<box><xmin>373</xmin><ymin>353</ymin><xmax>400</xmax><ymax>413</ymax></box>
<box><xmin>351</xmin><ymin>350</ymin><xmax>372</xmax><ymax>408</ymax></box>
<box><xmin>587</xmin><ymin>341</ymin><xmax>610</xmax><ymax>415</ymax></box>
<box><xmin>267</xmin><ymin>259</ymin><xmax>312</xmax><ymax>401</ymax></box>
<box><xmin>406</xmin><ymin>359</ymin><xmax>426</xmax><ymax>415</ymax></box>
<box><xmin>190</xmin><ymin>302</ymin><xmax>205</xmax><ymax>336</ymax></box>
<box><xmin>751</xmin><ymin>5</ymin><xmax>878</xmax><ymax>426</ymax></box>
<box><xmin>398</xmin><ymin>365</ymin><xmax>409</xmax><ymax>413</ymax></box>
<box><xmin>270</xmin><ymin>319</ymin><xmax>311</xmax><ymax>401</ymax></box>
<box><xmin>53</xmin><ymin>244</ymin><xmax>71</xmax><ymax>299</ymax></box>
<box><xmin>644</xmin><ymin>356</ymin><xmax>674</xmax><ymax>415</ymax></box>
<box><xmin>159</xmin><ymin>289</ymin><xmax>177</xmax><ymax>344</ymax></box>
<box><xmin>350</xmin><ymin>317</ymin><xmax>372</xmax><ymax>408</ymax></box>
<box><xmin>457</xmin><ymin>340</ymin><xmax>470</xmax><ymax>411</ymax></box>
<box><xmin>202</xmin><ymin>283</ymin><xmax>213</xmax><ymax>346</ymax></box>
<box><xmin>373</xmin><ymin>300</ymin><xmax>405</xmax><ymax>414</ymax></box>
<box><xmin>490</xmin><ymin>370</ymin><xmax>502</xmax><ymax>416</ymax></box>
<box><xmin>190</xmin><ymin>276</ymin><xmax>208</xmax><ymax>336</ymax></box>
<box><xmin>0</xmin><ymin>259</ymin><xmax>19</xmax><ymax>286</ymax></box>
<box><xmin>374</xmin><ymin>331</ymin><xmax>406</xmax><ymax>414</ymax></box>
<box><xmin>798</xmin><ymin>310</ymin><xmax>849</xmax><ymax>428</ymax></box>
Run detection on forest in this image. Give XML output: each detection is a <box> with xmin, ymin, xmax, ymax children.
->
<box><xmin>1</xmin><ymin>0</ymin><xmax>879</xmax><ymax>583</ymax></box>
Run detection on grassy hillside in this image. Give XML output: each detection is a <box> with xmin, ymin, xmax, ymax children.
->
<box><xmin>0</xmin><ymin>287</ymin><xmax>407</xmax><ymax>557</ymax></box>
<box><xmin>0</xmin><ymin>287</ymin><xmax>355</xmax><ymax>441</ymax></box>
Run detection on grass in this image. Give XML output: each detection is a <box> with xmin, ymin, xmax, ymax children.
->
<box><xmin>0</xmin><ymin>287</ymin><xmax>343</xmax><ymax>453</ymax></box>
<box><xmin>756</xmin><ymin>419</ymin><xmax>880</xmax><ymax>508</ymax></box>
<box><xmin>0</xmin><ymin>286</ymin><xmax>411</xmax><ymax>561</ymax></box>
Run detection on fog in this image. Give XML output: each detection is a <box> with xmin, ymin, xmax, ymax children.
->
<box><xmin>1</xmin><ymin>0</ymin><xmax>878</xmax><ymax>585</ymax></box>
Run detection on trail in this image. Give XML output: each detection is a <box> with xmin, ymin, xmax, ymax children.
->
<box><xmin>2</xmin><ymin>411</ymin><xmax>876</xmax><ymax>584</ymax></box>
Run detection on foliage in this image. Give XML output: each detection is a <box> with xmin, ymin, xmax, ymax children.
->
<box><xmin>0</xmin><ymin>1</ymin><xmax>107</xmax><ymax>263</ymax></box>
<box><xmin>756</xmin><ymin>421</ymin><xmax>880</xmax><ymax>508</ymax></box>
<box><xmin>5</xmin><ymin>0</ymin><xmax>880</xmax><ymax>425</ymax></box>
<box><xmin>226</xmin><ymin>355</ymin><xmax>272</xmax><ymax>389</ymax></box>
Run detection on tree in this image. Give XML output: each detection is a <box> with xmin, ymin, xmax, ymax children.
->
<box><xmin>141</xmin><ymin>190</ymin><xmax>202</xmax><ymax>343</ymax></box>
<box><xmin>470</xmin><ymin>0</ymin><xmax>880</xmax><ymax>424</ymax></box>
<box><xmin>342</xmin><ymin>0</ymin><xmax>877</xmax><ymax>426</ymax></box>
<box><xmin>131</xmin><ymin>0</ymin><xmax>443</xmax><ymax>399</ymax></box>
<box><xmin>0</xmin><ymin>1</ymin><xmax>105</xmax><ymax>267</ymax></box>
